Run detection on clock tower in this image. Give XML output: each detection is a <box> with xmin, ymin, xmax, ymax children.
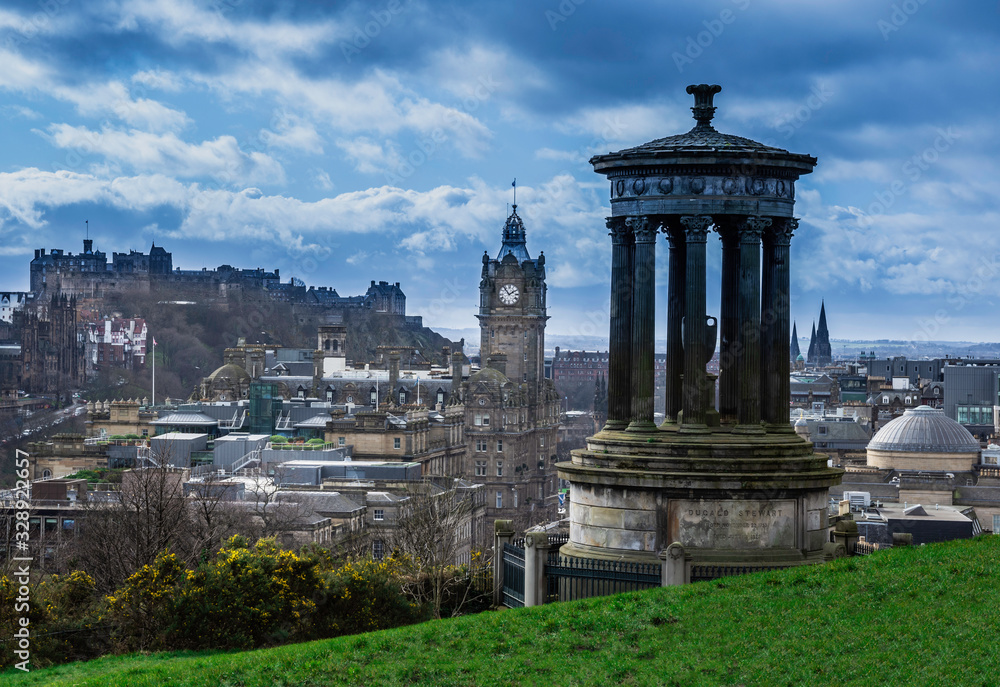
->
<box><xmin>478</xmin><ymin>205</ymin><xmax>548</xmax><ymax>405</ymax></box>
<box><xmin>466</xmin><ymin>204</ymin><xmax>561</xmax><ymax>528</ymax></box>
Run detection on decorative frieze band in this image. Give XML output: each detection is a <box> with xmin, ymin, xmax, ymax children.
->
<box><xmin>611</xmin><ymin>174</ymin><xmax>795</xmax><ymax>201</ymax></box>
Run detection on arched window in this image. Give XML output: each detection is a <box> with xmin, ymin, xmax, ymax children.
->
<box><xmin>324</xmin><ymin>340</ymin><xmax>330</xmax><ymax>351</ymax></box>
<box><xmin>326</xmin><ymin>388</ymin><xmax>334</xmax><ymax>403</ymax></box>
<box><xmin>332</xmin><ymin>340</ymin><xmax>339</xmax><ymax>353</ymax></box>
<box><xmin>43</xmin><ymin>469</ymin><xmax>52</xmax><ymax>479</ymax></box>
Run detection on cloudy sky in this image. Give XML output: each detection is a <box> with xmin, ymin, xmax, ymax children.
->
<box><xmin>0</xmin><ymin>0</ymin><xmax>997</xmax><ymax>347</ymax></box>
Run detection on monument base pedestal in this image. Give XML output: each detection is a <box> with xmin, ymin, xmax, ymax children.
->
<box><xmin>556</xmin><ymin>425</ymin><xmax>843</xmax><ymax>576</ymax></box>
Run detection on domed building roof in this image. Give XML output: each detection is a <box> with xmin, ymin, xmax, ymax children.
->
<box><xmin>868</xmin><ymin>406</ymin><xmax>979</xmax><ymax>454</ymax></box>
<box><xmin>867</xmin><ymin>405</ymin><xmax>980</xmax><ymax>472</ymax></box>
<box><xmin>206</xmin><ymin>363</ymin><xmax>251</xmax><ymax>383</ymax></box>
<box><xmin>467</xmin><ymin>367</ymin><xmax>509</xmax><ymax>386</ymax></box>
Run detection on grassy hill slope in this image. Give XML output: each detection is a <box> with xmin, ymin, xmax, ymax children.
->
<box><xmin>7</xmin><ymin>536</ymin><xmax>1000</xmax><ymax>687</ymax></box>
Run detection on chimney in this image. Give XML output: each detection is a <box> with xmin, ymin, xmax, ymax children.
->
<box><xmin>388</xmin><ymin>351</ymin><xmax>401</xmax><ymax>388</ymax></box>
<box><xmin>487</xmin><ymin>352</ymin><xmax>507</xmax><ymax>376</ymax></box>
<box><xmin>451</xmin><ymin>351</ymin><xmax>463</xmax><ymax>381</ymax></box>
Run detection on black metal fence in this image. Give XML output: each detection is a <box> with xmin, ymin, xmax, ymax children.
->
<box><xmin>501</xmin><ymin>542</ymin><xmax>525</xmax><ymax>608</ymax></box>
<box><xmin>546</xmin><ymin>556</ymin><xmax>661</xmax><ymax>603</ymax></box>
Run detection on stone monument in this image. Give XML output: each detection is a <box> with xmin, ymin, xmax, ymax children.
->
<box><xmin>556</xmin><ymin>84</ymin><xmax>843</xmax><ymax>577</ymax></box>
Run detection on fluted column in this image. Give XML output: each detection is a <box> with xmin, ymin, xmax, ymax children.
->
<box><xmin>605</xmin><ymin>217</ymin><xmax>633</xmax><ymax>431</ymax></box>
<box><xmin>627</xmin><ymin>216</ymin><xmax>657</xmax><ymax>432</ymax></box>
<box><xmin>679</xmin><ymin>215</ymin><xmax>712</xmax><ymax>432</ymax></box>
<box><xmin>735</xmin><ymin>216</ymin><xmax>769</xmax><ymax>433</ymax></box>
<box><xmin>762</xmin><ymin>218</ymin><xmax>796</xmax><ymax>430</ymax></box>
<box><xmin>716</xmin><ymin>219</ymin><xmax>740</xmax><ymax>424</ymax></box>
<box><xmin>662</xmin><ymin>220</ymin><xmax>685</xmax><ymax>424</ymax></box>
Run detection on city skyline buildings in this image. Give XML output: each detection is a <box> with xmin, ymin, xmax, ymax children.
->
<box><xmin>0</xmin><ymin>2</ymin><xmax>997</xmax><ymax>342</ymax></box>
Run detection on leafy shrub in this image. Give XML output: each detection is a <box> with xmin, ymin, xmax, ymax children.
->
<box><xmin>168</xmin><ymin>536</ymin><xmax>323</xmax><ymax>650</ymax></box>
<box><xmin>315</xmin><ymin>556</ymin><xmax>426</xmax><ymax>638</ymax></box>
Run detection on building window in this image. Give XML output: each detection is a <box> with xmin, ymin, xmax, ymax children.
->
<box><xmin>513</xmin><ymin>490</ymin><xmax>518</xmax><ymax>508</ymax></box>
<box><xmin>476</xmin><ymin>439</ymin><xmax>487</xmax><ymax>452</ymax></box>
<box><xmin>399</xmin><ymin>390</ymin><xmax>406</xmax><ymax>404</ymax></box>
<box><xmin>482</xmin><ymin>413</ymin><xmax>490</xmax><ymax>426</ymax></box>
<box><xmin>394</xmin><ymin>437</ymin><xmax>401</xmax><ymax>449</ymax></box>
<box><xmin>326</xmin><ymin>389</ymin><xmax>334</xmax><ymax>402</ymax></box>
<box><xmin>475</xmin><ymin>460</ymin><xmax>487</xmax><ymax>476</ymax></box>
<box><xmin>437</xmin><ymin>391</ymin><xmax>444</xmax><ymax>405</ymax></box>
<box><xmin>540</xmin><ymin>436</ymin><xmax>545</xmax><ymax>447</ymax></box>
<box><xmin>817</xmin><ymin>425</ymin><xmax>827</xmax><ymax>435</ymax></box>
<box><xmin>347</xmin><ymin>395</ymin><xmax>353</xmax><ymax>403</ymax></box>
<box><xmin>496</xmin><ymin>461</ymin><xmax>503</xmax><ymax>477</ymax></box>
<box><xmin>496</xmin><ymin>491</ymin><xmax>503</xmax><ymax>509</ymax></box>
<box><xmin>374</xmin><ymin>509</ymin><xmax>384</xmax><ymax>521</ymax></box>
<box><xmin>497</xmin><ymin>439</ymin><xmax>503</xmax><ymax>452</ymax></box>
<box><xmin>882</xmin><ymin>396</ymin><xmax>889</xmax><ymax>404</ymax></box>
<box><xmin>338</xmin><ymin>437</ymin><xmax>346</xmax><ymax>447</ymax></box>
<box><xmin>373</xmin><ymin>540</ymin><xmax>384</xmax><ymax>560</ymax></box>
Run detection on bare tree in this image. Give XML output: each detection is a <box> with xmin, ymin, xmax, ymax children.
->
<box><xmin>67</xmin><ymin>463</ymin><xmax>191</xmax><ymax>593</ymax></box>
<box><xmin>378</xmin><ymin>485</ymin><xmax>488</xmax><ymax>619</ymax></box>
<box><xmin>186</xmin><ymin>475</ymin><xmax>255</xmax><ymax>561</ymax></box>
<box><xmin>242</xmin><ymin>467</ymin><xmax>312</xmax><ymax>541</ymax></box>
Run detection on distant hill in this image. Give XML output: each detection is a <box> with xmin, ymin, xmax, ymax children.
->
<box><xmin>11</xmin><ymin>536</ymin><xmax>1000</xmax><ymax>686</ymax></box>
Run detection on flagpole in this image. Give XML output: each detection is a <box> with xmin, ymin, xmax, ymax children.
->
<box><xmin>151</xmin><ymin>335</ymin><xmax>156</xmax><ymax>406</ymax></box>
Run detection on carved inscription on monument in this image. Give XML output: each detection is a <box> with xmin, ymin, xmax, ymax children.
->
<box><xmin>669</xmin><ymin>500</ymin><xmax>796</xmax><ymax>549</ymax></box>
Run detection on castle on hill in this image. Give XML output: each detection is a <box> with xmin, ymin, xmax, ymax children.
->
<box><xmin>29</xmin><ymin>240</ymin><xmax>407</xmax><ymax>317</ymax></box>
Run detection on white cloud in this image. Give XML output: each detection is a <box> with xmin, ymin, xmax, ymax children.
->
<box><xmin>42</xmin><ymin>124</ymin><xmax>285</xmax><ymax>184</ymax></box>
<box><xmin>260</xmin><ymin>112</ymin><xmax>324</xmax><ymax>154</ymax></box>
<box><xmin>112</xmin><ymin>0</ymin><xmax>344</xmax><ymax>59</ymax></box>
<box><xmin>556</xmin><ymin>103</ymin><xmax>687</xmax><ymax>150</ymax></box>
<box><xmin>132</xmin><ymin>69</ymin><xmax>184</xmax><ymax>92</ymax></box>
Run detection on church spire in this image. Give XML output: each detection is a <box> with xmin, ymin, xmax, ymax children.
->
<box><xmin>807</xmin><ymin>321</ymin><xmax>817</xmax><ymax>363</ymax></box>
<box><xmin>497</xmin><ymin>203</ymin><xmax>531</xmax><ymax>262</ymax></box>
<box><xmin>815</xmin><ymin>300</ymin><xmax>832</xmax><ymax>366</ymax></box>
<box><xmin>790</xmin><ymin>321</ymin><xmax>801</xmax><ymax>361</ymax></box>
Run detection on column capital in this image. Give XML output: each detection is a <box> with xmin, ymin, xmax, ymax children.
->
<box><xmin>607</xmin><ymin>216</ymin><xmax>633</xmax><ymax>244</ymax></box>
<box><xmin>767</xmin><ymin>217</ymin><xmax>798</xmax><ymax>246</ymax></box>
<box><xmin>627</xmin><ymin>216</ymin><xmax>657</xmax><ymax>243</ymax></box>
<box><xmin>739</xmin><ymin>215</ymin><xmax>772</xmax><ymax>243</ymax></box>
<box><xmin>680</xmin><ymin>215</ymin><xmax>713</xmax><ymax>242</ymax></box>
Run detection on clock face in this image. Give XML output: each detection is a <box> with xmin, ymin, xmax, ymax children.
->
<box><xmin>499</xmin><ymin>284</ymin><xmax>520</xmax><ymax>305</ymax></box>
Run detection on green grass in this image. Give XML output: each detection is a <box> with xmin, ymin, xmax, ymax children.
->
<box><xmin>7</xmin><ymin>536</ymin><xmax>1000</xmax><ymax>687</ymax></box>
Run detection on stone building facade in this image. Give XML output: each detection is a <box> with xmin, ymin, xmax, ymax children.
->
<box><xmin>469</xmin><ymin>206</ymin><xmax>561</xmax><ymax>528</ymax></box>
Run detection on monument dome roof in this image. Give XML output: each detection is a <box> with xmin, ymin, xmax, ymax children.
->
<box><xmin>868</xmin><ymin>405</ymin><xmax>979</xmax><ymax>454</ymax></box>
<box><xmin>591</xmin><ymin>84</ymin><xmax>816</xmax><ymax>169</ymax></box>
